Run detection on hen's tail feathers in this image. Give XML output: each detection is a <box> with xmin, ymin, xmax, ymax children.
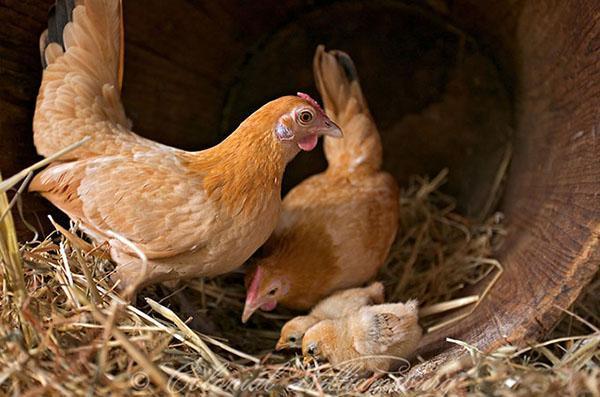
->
<box><xmin>313</xmin><ymin>45</ymin><xmax>383</xmax><ymax>174</ymax></box>
<box><xmin>40</xmin><ymin>0</ymin><xmax>124</xmax><ymax>91</ymax></box>
<box><xmin>35</xmin><ymin>0</ymin><xmax>131</xmax><ymax>159</ymax></box>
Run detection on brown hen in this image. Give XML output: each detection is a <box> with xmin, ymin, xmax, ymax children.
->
<box><xmin>29</xmin><ymin>0</ymin><xmax>342</xmax><ymax>294</ymax></box>
<box><xmin>242</xmin><ymin>46</ymin><xmax>399</xmax><ymax>321</ymax></box>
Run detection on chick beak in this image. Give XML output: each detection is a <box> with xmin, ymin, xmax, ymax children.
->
<box><xmin>303</xmin><ymin>355</ymin><xmax>314</xmax><ymax>365</ymax></box>
<box><xmin>320</xmin><ymin>119</ymin><xmax>343</xmax><ymax>138</ymax></box>
<box><xmin>275</xmin><ymin>340</ymin><xmax>288</xmax><ymax>351</ymax></box>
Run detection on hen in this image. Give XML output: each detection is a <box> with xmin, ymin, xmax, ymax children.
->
<box><xmin>242</xmin><ymin>46</ymin><xmax>399</xmax><ymax>321</ymax></box>
<box><xmin>29</xmin><ymin>0</ymin><xmax>342</xmax><ymax>293</ymax></box>
<box><xmin>276</xmin><ymin>282</ymin><xmax>384</xmax><ymax>350</ymax></box>
<box><xmin>302</xmin><ymin>300</ymin><xmax>422</xmax><ymax>376</ymax></box>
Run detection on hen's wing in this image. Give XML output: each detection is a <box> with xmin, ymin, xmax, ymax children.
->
<box><xmin>30</xmin><ymin>153</ymin><xmax>225</xmax><ymax>258</ymax></box>
<box><xmin>35</xmin><ymin>0</ymin><xmax>158</xmax><ymax>159</ymax></box>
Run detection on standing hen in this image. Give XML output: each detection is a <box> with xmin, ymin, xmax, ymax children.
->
<box><xmin>242</xmin><ymin>46</ymin><xmax>399</xmax><ymax>322</ymax></box>
<box><xmin>29</xmin><ymin>0</ymin><xmax>342</xmax><ymax>293</ymax></box>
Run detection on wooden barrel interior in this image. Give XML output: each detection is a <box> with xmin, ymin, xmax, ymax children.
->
<box><xmin>0</xmin><ymin>0</ymin><xmax>598</xmax><ymax>370</ymax></box>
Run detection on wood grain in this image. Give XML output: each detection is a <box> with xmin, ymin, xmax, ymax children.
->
<box><xmin>221</xmin><ymin>1</ymin><xmax>513</xmax><ymax>213</ymax></box>
<box><xmin>0</xmin><ymin>0</ymin><xmax>55</xmax><ymax>236</ymax></box>
<box><xmin>413</xmin><ymin>0</ymin><xmax>600</xmax><ymax>367</ymax></box>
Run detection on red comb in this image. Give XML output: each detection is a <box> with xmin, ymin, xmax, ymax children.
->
<box><xmin>297</xmin><ymin>92</ymin><xmax>325</xmax><ymax>115</ymax></box>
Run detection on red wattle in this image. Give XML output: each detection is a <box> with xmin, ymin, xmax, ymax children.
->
<box><xmin>298</xmin><ymin>134</ymin><xmax>318</xmax><ymax>151</ymax></box>
<box><xmin>261</xmin><ymin>301</ymin><xmax>277</xmax><ymax>311</ymax></box>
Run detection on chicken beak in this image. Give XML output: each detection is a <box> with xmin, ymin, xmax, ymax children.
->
<box><xmin>320</xmin><ymin>120</ymin><xmax>343</xmax><ymax>138</ymax></box>
<box><xmin>241</xmin><ymin>303</ymin><xmax>257</xmax><ymax>323</ymax></box>
<box><xmin>275</xmin><ymin>340</ymin><xmax>288</xmax><ymax>351</ymax></box>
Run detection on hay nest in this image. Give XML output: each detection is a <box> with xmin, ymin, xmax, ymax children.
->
<box><xmin>0</xmin><ymin>164</ymin><xmax>598</xmax><ymax>396</ymax></box>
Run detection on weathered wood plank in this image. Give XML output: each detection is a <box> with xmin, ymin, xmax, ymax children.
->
<box><xmin>415</xmin><ymin>0</ymin><xmax>600</xmax><ymax>365</ymax></box>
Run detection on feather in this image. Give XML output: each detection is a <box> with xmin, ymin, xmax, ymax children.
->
<box><xmin>353</xmin><ymin>302</ymin><xmax>421</xmax><ymax>356</ymax></box>
<box><xmin>313</xmin><ymin>45</ymin><xmax>383</xmax><ymax>174</ymax></box>
<box><xmin>368</xmin><ymin>313</ymin><xmax>407</xmax><ymax>347</ymax></box>
<box><xmin>35</xmin><ymin>0</ymin><xmax>130</xmax><ymax>160</ymax></box>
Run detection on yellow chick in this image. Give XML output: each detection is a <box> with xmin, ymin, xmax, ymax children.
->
<box><xmin>301</xmin><ymin>300</ymin><xmax>422</xmax><ymax>376</ymax></box>
<box><xmin>275</xmin><ymin>282</ymin><xmax>384</xmax><ymax>350</ymax></box>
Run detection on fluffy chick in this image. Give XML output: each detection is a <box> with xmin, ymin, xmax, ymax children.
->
<box><xmin>275</xmin><ymin>282</ymin><xmax>384</xmax><ymax>350</ymax></box>
<box><xmin>242</xmin><ymin>46</ymin><xmax>399</xmax><ymax>321</ymax></box>
<box><xmin>302</xmin><ymin>300</ymin><xmax>422</xmax><ymax>375</ymax></box>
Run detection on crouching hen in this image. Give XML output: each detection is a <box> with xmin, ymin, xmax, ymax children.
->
<box><xmin>29</xmin><ymin>0</ymin><xmax>342</xmax><ymax>294</ymax></box>
<box><xmin>242</xmin><ymin>46</ymin><xmax>399</xmax><ymax>322</ymax></box>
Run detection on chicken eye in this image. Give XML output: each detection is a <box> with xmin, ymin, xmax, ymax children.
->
<box><xmin>268</xmin><ymin>287</ymin><xmax>278</xmax><ymax>296</ymax></box>
<box><xmin>297</xmin><ymin>109</ymin><xmax>314</xmax><ymax>125</ymax></box>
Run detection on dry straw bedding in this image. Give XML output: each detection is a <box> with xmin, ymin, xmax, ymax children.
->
<box><xmin>0</xmin><ymin>153</ymin><xmax>598</xmax><ymax>396</ymax></box>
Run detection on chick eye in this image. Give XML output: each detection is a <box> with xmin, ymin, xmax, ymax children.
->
<box><xmin>288</xmin><ymin>336</ymin><xmax>296</xmax><ymax>343</ymax></box>
<box><xmin>297</xmin><ymin>109</ymin><xmax>314</xmax><ymax>125</ymax></box>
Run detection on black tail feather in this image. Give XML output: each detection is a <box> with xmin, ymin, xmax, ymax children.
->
<box><xmin>47</xmin><ymin>5</ymin><xmax>61</xmax><ymax>46</ymax></box>
<box><xmin>44</xmin><ymin>0</ymin><xmax>76</xmax><ymax>67</ymax></box>
<box><xmin>333</xmin><ymin>50</ymin><xmax>358</xmax><ymax>83</ymax></box>
<box><xmin>47</xmin><ymin>0</ymin><xmax>76</xmax><ymax>49</ymax></box>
